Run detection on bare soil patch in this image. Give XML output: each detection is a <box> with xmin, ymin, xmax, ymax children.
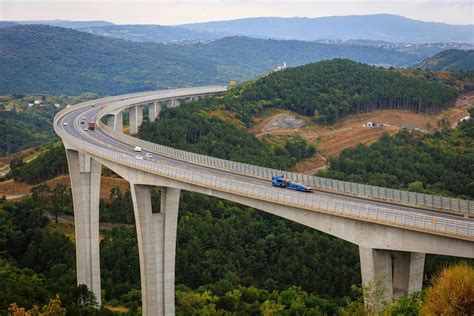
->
<box><xmin>250</xmin><ymin>93</ymin><xmax>474</xmax><ymax>172</ymax></box>
<box><xmin>0</xmin><ymin>175</ymin><xmax>129</xmax><ymax>201</ymax></box>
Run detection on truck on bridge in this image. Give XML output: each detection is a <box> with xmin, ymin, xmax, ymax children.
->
<box><xmin>272</xmin><ymin>175</ymin><xmax>314</xmax><ymax>192</ymax></box>
<box><xmin>88</xmin><ymin>121</ymin><xmax>96</xmax><ymax>130</ymax></box>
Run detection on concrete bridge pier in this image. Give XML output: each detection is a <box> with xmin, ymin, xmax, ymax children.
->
<box><xmin>129</xmin><ymin>104</ymin><xmax>144</xmax><ymax>134</ymax></box>
<box><xmin>166</xmin><ymin>99</ymin><xmax>180</xmax><ymax>108</ymax></box>
<box><xmin>65</xmin><ymin>149</ymin><xmax>102</xmax><ymax>305</ymax></box>
<box><xmin>359</xmin><ymin>247</ymin><xmax>425</xmax><ymax>309</ymax></box>
<box><xmin>106</xmin><ymin>112</ymin><xmax>123</xmax><ymax>132</ymax></box>
<box><xmin>130</xmin><ymin>184</ymin><xmax>180</xmax><ymax>316</ymax></box>
<box><xmin>149</xmin><ymin>101</ymin><xmax>162</xmax><ymax>122</ymax></box>
<box><xmin>393</xmin><ymin>252</ymin><xmax>425</xmax><ymax>297</ymax></box>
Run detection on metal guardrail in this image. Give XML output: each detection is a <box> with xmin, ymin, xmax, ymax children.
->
<box><xmin>96</xmin><ymin>94</ymin><xmax>474</xmax><ymax>217</ymax></box>
<box><xmin>54</xmin><ymin>116</ymin><xmax>474</xmax><ymax>241</ymax></box>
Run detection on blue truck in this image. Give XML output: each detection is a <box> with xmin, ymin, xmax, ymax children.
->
<box><xmin>271</xmin><ymin>175</ymin><xmax>314</xmax><ymax>193</ymax></box>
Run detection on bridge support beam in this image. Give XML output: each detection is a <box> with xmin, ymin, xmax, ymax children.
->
<box><xmin>359</xmin><ymin>247</ymin><xmax>425</xmax><ymax>310</ymax></box>
<box><xmin>129</xmin><ymin>104</ymin><xmax>144</xmax><ymax>134</ymax></box>
<box><xmin>130</xmin><ymin>184</ymin><xmax>180</xmax><ymax>316</ymax></box>
<box><xmin>66</xmin><ymin>149</ymin><xmax>102</xmax><ymax>305</ymax></box>
<box><xmin>106</xmin><ymin>112</ymin><xmax>123</xmax><ymax>132</ymax></box>
<box><xmin>149</xmin><ymin>102</ymin><xmax>161</xmax><ymax>122</ymax></box>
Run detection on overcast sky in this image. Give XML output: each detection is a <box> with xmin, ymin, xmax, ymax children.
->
<box><xmin>1</xmin><ymin>0</ymin><xmax>473</xmax><ymax>25</ymax></box>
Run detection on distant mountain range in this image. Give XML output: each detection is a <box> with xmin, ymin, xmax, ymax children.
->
<box><xmin>6</xmin><ymin>20</ymin><xmax>113</xmax><ymax>29</ymax></box>
<box><xmin>80</xmin><ymin>24</ymin><xmax>222</xmax><ymax>44</ymax></box>
<box><xmin>2</xmin><ymin>14</ymin><xmax>473</xmax><ymax>44</ymax></box>
<box><xmin>419</xmin><ymin>49</ymin><xmax>474</xmax><ymax>71</ymax></box>
<box><xmin>0</xmin><ymin>25</ymin><xmax>427</xmax><ymax>95</ymax></box>
<box><xmin>181</xmin><ymin>14</ymin><xmax>474</xmax><ymax>43</ymax></box>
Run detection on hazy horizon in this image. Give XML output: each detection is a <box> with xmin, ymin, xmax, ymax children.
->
<box><xmin>1</xmin><ymin>1</ymin><xmax>473</xmax><ymax>26</ymax></box>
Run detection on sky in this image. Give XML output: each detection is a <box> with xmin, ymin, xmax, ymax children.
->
<box><xmin>1</xmin><ymin>0</ymin><xmax>473</xmax><ymax>25</ymax></box>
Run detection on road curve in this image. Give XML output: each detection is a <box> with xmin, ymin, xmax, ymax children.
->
<box><xmin>54</xmin><ymin>87</ymin><xmax>474</xmax><ymax>241</ymax></box>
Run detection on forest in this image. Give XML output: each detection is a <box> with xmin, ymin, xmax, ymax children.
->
<box><xmin>0</xmin><ymin>25</ymin><xmax>426</xmax><ymax>96</ymax></box>
<box><xmin>319</xmin><ymin>109</ymin><xmax>474</xmax><ymax>199</ymax></box>
<box><xmin>0</xmin><ymin>94</ymin><xmax>99</xmax><ymax>156</ymax></box>
<box><xmin>8</xmin><ymin>143</ymin><xmax>68</xmax><ymax>184</ymax></box>
<box><xmin>138</xmin><ymin>101</ymin><xmax>315</xmax><ymax>170</ymax></box>
<box><xmin>241</xmin><ymin>59</ymin><xmax>460</xmax><ymax>124</ymax></box>
<box><xmin>2</xmin><ymin>181</ymin><xmax>470</xmax><ymax>315</ymax></box>
<box><xmin>420</xmin><ymin>49</ymin><xmax>474</xmax><ymax>71</ymax></box>
<box><xmin>1</xmin><ymin>58</ymin><xmax>473</xmax><ymax>313</ymax></box>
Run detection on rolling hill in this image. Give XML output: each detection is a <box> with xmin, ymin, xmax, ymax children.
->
<box><xmin>0</xmin><ymin>25</ymin><xmax>427</xmax><ymax>95</ymax></box>
<box><xmin>419</xmin><ymin>49</ymin><xmax>474</xmax><ymax>71</ymax></box>
<box><xmin>181</xmin><ymin>14</ymin><xmax>474</xmax><ymax>43</ymax></box>
<box><xmin>80</xmin><ymin>24</ymin><xmax>222</xmax><ymax>44</ymax></box>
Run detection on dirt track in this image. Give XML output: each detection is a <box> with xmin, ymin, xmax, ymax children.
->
<box><xmin>250</xmin><ymin>93</ymin><xmax>474</xmax><ymax>173</ymax></box>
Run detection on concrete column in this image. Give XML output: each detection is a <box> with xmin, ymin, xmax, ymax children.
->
<box><xmin>131</xmin><ymin>185</ymin><xmax>180</xmax><ymax>316</ymax></box>
<box><xmin>149</xmin><ymin>101</ymin><xmax>161</xmax><ymax>122</ymax></box>
<box><xmin>66</xmin><ymin>149</ymin><xmax>102</xmax><ymax>305</ymax></box>
<box><xmin>129</xmin><ymin>104</ymin><xmax>144</xmax><ymax>134</ymax></box>
<box><xmin>166</xmin><ymin>99</ymin><xmax>180</xmax><ymax>108</ymax></box>
<box><xmin>393</xmin><ymin>252</ymin><xmax>425</xmax><ymax>297</ymax></box>
<box><xmin>359</xmin><ymin>246</ymin><xmax>392</xmax><ymax>310</ymax></box>
<box><xmin>106</xmin><ymin>112</ymin><xmax>123</xmax><ymax>132</ymax></box>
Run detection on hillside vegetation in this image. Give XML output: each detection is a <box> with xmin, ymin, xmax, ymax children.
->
<box><xmin>0</xmin><ymin>94</ymin><xmax>99</xmax><ymax>156</ymax></box>
<box><xmin>242</xmin><ymin>59</ymin><xmax>459</xmax><ymax>124</ymax></box>
<box><xmin>420</xmin><ymin>49</ymin><xmax>474</xmax><ymax>71</ymax></box>
<box><xmin>0</xmin><ymin>25</ymin><xmax>425</xmax><ymax>95</ymax></box>
<box><xmin>319</xmin><ymin>109</ymin><xmax>474</xmax><ymax>199</ymax></box>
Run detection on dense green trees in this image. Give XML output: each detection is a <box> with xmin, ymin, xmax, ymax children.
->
<box><xmin>420</xmin><ymin>49</ymin><xmax>474</xmax><ymax>71</ymax></box>
<box><xmin>242</xmin><ymin>59</ymin><xmax>459</xmax><ymax>124</ymax></box>
<box><xmin>0</xmin><ymin>197</ymin><xmax>100</xmax><ymax>314</ymax></box>
<box><xmin>0</xmin><ymin>26</ymin><xmax>425</xmax><ymax>95</ymax></box>
<box><xmin>139</xmin><ymin>101</ymin><xmax>315</xmax><ymax>170</ymax></box>
<box><xmin>9</xmin><ymin>143</ymin><xmax>68</xmax><ymax>184</ymax></box>
<box><xmin>319</xmin><ymin>110</ymin><xmax>474</xmax><ymax>198</ymax></box>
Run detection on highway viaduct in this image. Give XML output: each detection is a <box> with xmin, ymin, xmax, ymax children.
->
<box><xmin>54</xmin><ymin>86</ymin><xmax>474</xmax><ymax>315</ymax></box>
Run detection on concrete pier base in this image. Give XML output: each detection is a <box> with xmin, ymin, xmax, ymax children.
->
<box><xmin>129</xmin><ymin>105</ymin><xmax>144</xmax><ymax>134</ymax></box>
<box><xmin>130</xmin><ymin>185</ymin><xmax>180</xmax><ymax>316</ymax></box>
<box><xmin>106</xmin><ymin>112</ymin><xmax>123</xmax><ymax>132</ymax></box>
<box><xmin>359</xmin><ymin>246</ymin><xmax>425</xmax><ymax>310</ymax></box>
<box><xmin>66</xmin><ymin>149</ymin><xmax>102</xmax><ymax>305</ymax></box>
<box><xmin>393</xmin><ymin>252</ymin><xmax>425</xmax><ymax>297</ymax></box>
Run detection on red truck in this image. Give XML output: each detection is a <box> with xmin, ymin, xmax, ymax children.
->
<box><xmin>88</xmin><ymin>121</ymin><xmax>96</xmax><ymax>130</ymax></box>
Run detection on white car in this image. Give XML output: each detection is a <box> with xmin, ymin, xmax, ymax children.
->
<box><xmin>63</xmin><ymin>122</ymin><xmax>68</xmax><ymax>126</ymax></box>
<box><xmin>135</xmin><ymin>155</ymin><xmax>143</xmax><ymax>160</ymax></box>
<box><xmin>84</xmin><ymin>128</ymin><xmax>89</xmax><ymax>131</ymax></box>
<box><xmin>121</xmin><ymin>154</ymin><xmax>128</xmax><ymax>158</ymax></box>
<box><xmin>134</xmin><ymin>146</ymin><xmax>142</xmax><ymax>152</ymax></box>
<box><xmin>145</xmin><ymin>153</ymin><xmax>152</xmax><ymax>158</ymax></box>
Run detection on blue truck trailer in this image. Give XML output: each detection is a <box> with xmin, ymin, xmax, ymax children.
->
<box><xmin>271</xmin><ymin>175</ymin><xmax>314</xmax><ymax>193</ymax></box>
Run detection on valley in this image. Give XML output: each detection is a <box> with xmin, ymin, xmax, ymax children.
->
<box><xmin>0</xmin><ymin>10</ymin><xmax>473</xmax><ymax>314</ymax></box>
